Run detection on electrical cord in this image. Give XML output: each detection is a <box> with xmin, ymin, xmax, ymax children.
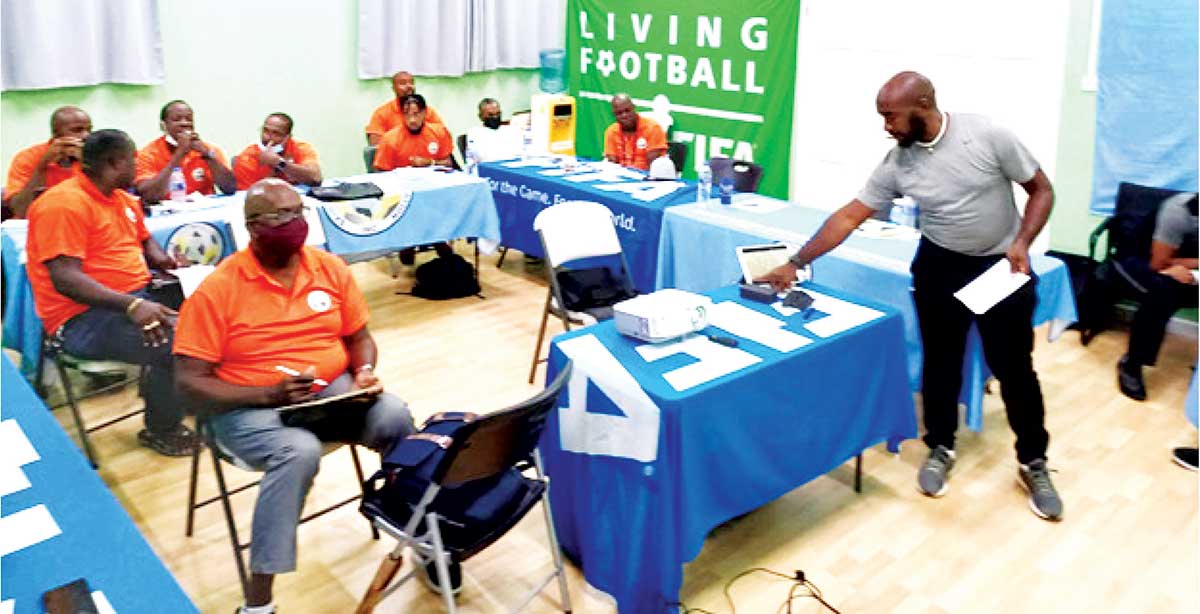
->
<box><xmin>716</xmin><ymin>567</ymin><xmax>842</xmax><ymax>614</ymax></box>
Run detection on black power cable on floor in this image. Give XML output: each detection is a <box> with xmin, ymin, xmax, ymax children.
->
<box><xmin>718</xmin><ymin>567</ymin><xmax>843</xmax><ymax>614</ymax></box>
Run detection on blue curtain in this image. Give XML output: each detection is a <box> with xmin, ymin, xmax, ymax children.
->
<box><xmin>1090</xmin><ymin>0</ymin><xmax>1199</xmax><ymax>215</ymax></box>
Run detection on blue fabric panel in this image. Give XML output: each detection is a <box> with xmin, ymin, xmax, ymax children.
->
<box><xmin>1</xmin><ymin>356</ymin><xmax>198</xmax><ymax>613</ymax></box>
<box><xmin>1091</xmin><ymin>0</ymin><xmax>1199</xmax><ymax>214</ymax></box>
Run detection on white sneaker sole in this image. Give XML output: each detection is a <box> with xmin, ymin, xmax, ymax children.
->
<box><xmin>1016</xmin><ymin>476</ymin><xmax>1062</xmax><ymax>521</ymax></box>
<box><xmin>1172</xmin><ymin>455</ymin><xmax>1198</xmax><ymax>471</ymax></box>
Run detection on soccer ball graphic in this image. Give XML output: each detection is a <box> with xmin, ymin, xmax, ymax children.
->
<box><xmin>167</xmin><ymin>222</ymin><xmax>224</xmax><ymax>265</ymax></box>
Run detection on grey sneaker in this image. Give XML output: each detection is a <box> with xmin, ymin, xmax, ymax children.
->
<box><xmin>1018</xmin><ymin>459</ymin><xmax>1063</xmax><ymax>521</ymax></box>
<box><xmin>917</xmin><ymin>445</ymin><xmax>955</xmax><ymax>497</ymax></box>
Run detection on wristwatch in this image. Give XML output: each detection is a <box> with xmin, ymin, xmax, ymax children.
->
<box><xmin>274</xmin><ymin>159</ymin><xmax>288</xmax><ymax>172</ymax></box>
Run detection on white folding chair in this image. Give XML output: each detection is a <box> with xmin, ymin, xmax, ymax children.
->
<box><xmin>528</xmin><ymin>200</ymin><xmax>634</xmax><ymax>383</ymax></box>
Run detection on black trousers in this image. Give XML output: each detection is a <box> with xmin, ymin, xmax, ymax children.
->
<box><xmin>1115</xmin><ymin>257</ymin><xmax>1199</xmax><ymax>367</ymax></box>
<box><xmin>912</xmin><ymin>239</ymin><xmax>1049</xmax><ymax>464</ymax></box>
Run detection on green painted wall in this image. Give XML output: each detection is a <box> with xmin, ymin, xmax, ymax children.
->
<box><xmin>1050</xmin><ymin>0</ymin><xmax>1107</xmax><ymax>257</ymax></box>
<box><xmin>3</xmin><ymin>1</ymin><xmax>1104</xmax><ymax>258</ymax></box>
<box><xmin>1</xmin><ymin>1</ymin><xmax>541</xmax><ymax>182</ymax></box>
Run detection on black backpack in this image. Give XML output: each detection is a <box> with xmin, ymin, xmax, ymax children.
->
<box><xmin>410</xmin><ymin>254</ymin><xmax>481</xmax><ymax>300</ymax></box>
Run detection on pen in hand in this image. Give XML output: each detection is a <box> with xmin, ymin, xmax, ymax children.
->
<box><xmin>274</xmin><ymin>365</ymin><xmax>328</xmax><ymax>387</ymax></box>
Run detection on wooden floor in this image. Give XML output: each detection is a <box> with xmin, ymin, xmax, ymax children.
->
<box><xmin>35</xmin><ymin>245</ymin><xmax>1198</xmax><ymax>613</ymax></box>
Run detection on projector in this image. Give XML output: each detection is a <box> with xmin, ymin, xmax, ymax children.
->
<box><xmin>614</xmin><ymin>289</ymin><xmax>711</xmax><ymax>343</ymax></box>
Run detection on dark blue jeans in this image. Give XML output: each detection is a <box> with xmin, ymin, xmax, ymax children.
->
<box><xmin>59</xmin><ymin>285</ymin><xmax>184</xmax><ymax>434</ymax></box>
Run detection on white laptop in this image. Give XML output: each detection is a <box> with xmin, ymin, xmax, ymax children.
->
<box><xmin>735</xmin><ymin>242</ymin><xmax>810</xmax><ymax>286</ymax></box>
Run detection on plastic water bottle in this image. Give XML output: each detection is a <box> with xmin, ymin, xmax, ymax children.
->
<box><xmin>697</xmin><ymin>163</ymin><xmax>712</xmax><ymax>203</ymax></box>
<box><xmin>521</xmin><ymin>125</ymin><xmax>533</xmax><ymax>159</ymax></box>
<box><xmin>464</xmin><ymin>136</ymin><xmax>479</xmax><ymax>175</ymax></box>
<box><xmin>168</xmin><ymin>167</ymin><xmax>186</xmax><ymax>202</ymax></box>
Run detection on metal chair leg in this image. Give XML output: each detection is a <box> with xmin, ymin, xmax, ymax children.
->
<box><xmin>212</xmin><ymin>447</ymin><xmax>250</xmax><ymax>598</ymax></box>
<box><xmin>535</xmin><ymin>451</ymin><xmax>573</xmax><ymax>613</ymax></box>
<box><xmin>349</xmin><ymin>445</ymin><xmax>379</xmax><ymax>540</ymax></box>
<box><xmin>529</xmin><ymin>291</ymin><xmax>553</xmax><ymax>384</ymax></box>
<box><xmin>854</xmin><ymin>454</ymin><xmax>863</xmax><ymax>493</ymax></box>
<box><xmin>496</xmin><ymin>246</ymin><xmax>509</xmax><ymax>268</ymax></box>
<box><xmin>427</xmin><ymin>514</ymin><xmax>458</xmax><ymax>613</ymax></box>
<box><xmin>53</xmin><ymin>356</ymin><xmax>98</xmax><ymax>469</ymax></box>
<box><xmin>185</xmin><ymin>441</ymin><xmax>202</xmax><ymax>536</ymax></box>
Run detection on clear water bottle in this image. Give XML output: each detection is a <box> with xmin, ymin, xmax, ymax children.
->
<box><xmin>168</xmin><ymin>167</ymin><xmax>187</xmax><ymax>202</ymax></box>
<box><xmin>521</xmin><ymin>125</ymin><xmax>533</xmax><ymax>159</ymax></box>
<box><xmin>697</xmin><ymin>163</ymin><xmax>712</xmax><ymax>203</ymax></box>
<box><xmin>464</xmin><ymin>136</ymin><xmax>479</xmax><ymax>175</ymax></box>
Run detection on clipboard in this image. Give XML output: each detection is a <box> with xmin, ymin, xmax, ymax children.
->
<box><xmin>277</xmin><ymin>387</ymin><xmax>379</xmax><ymax>438</ymax></box>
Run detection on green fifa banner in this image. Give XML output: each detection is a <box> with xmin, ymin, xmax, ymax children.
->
<box><xmin>566</xmin><ymin>0</ymin><xmax>800</xmax><ymax>198</ymax></box>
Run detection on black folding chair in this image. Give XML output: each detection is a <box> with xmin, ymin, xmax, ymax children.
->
<box><xmin>357</xmin><ymin>363</ymin><xmax>574</xmax><ymax>613</ymax></box>
<box><xmin>708</xmin><ymin>157</ymin><xmax>764</xmax><ymax>193</ymax></box>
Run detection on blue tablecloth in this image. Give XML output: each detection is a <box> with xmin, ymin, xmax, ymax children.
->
<box><xmin>2</xmin><ymin>207</ymin><xmax>236</xmax><ymax>378</ymax></box>
<box><xmin>541</xmin><ymin>284</ymin><xmax>917</xmax><ymax>613</ymax></box>
<box><xmin>313</xmin><ymin>168</ymin><xmax>500</xmax><ymax>261</ymax></box>
<box><xmin>656</xmin><ymin>200</ymin><xmax>1078</xmax><ymax>432</ymax></box>
<box><xmin>0</xmin><ymin>355</ymin><xmax>197</xmax><ymax>613</ymax></box>
<box><xmin>479</xmin><ymin>158</ymin><xmax>697</xmax><ymax>292</ymax></box>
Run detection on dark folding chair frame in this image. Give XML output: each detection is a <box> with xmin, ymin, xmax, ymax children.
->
<box><xmin>184</xmin><ymin>418</ymin><xmax>378</xmax><ymax>598</ymax></box>
<box><xmin>357</xmin><ymin>364</ymin><xmax>575</xmax><ymax>614</ymax></box>
<box><xmin>708</xmin><ymin>157</ymin><xmax>764</xmax><ymax>193</ymax></box>
<box><xmin>39</xmin><ymin>334</ymin><xmax>145</xmax><ymax>469</ymax></box>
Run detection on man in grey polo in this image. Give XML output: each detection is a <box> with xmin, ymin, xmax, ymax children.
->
<box><xmin>758</xmin><ymin>71</ymin><xmax>1062</xmax><ymax>520</ymax></box>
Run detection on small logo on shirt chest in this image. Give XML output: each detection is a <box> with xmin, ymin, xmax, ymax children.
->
<box><xmin>427</xmin><ymin>141</ymin><xmax>439</xmax><ymax>155</ymax></box>
<box><xmin>191</xmin><ymin>167</ymin><xmax>207</xmax><ymax>182</ymax></box>
<box><xmin>636</xmin><ymin>137</ymin><xmax>647</xmax><ymax>150</ymax></box>
<box><xmin>307</xmin><ymin>290</ymin><xmax>332</xmax><ymax>312</ymax></box>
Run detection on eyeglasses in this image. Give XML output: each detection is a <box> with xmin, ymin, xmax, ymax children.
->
<box><xmin>249</xmin><ymin>206</ymin><xmax>308</xmax><ymax>224</ymax></box>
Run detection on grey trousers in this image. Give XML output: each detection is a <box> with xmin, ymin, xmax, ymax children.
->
<box><xmin>208</xmin><ymin>372</ymin><xmax>415</xmax><ymax>574</ymax></box>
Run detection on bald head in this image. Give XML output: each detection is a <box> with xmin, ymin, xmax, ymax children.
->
<box><xmin>50</xmin><ymin>106</ymin><xmax>91</xmax><ymax>139</ymax></box>
<box><xmin>877</xmin><ymin>71</ymin><xmax>937</xmax><ymax>110</ymax></box>
<box><xmin>392</xmin><ymin>71</ymin><xmax>416</xmax><ymax>99</ymax></box>
<box><xmin>244</xmin><ymin>178</ymin><xmax>301</xmax><ymax>219</ymax></box>
<box><xmin>611</xmin><ymin>94</ymin><xmax>638</xmax><ymax>132</ymax></box>
<box><xmin>876</xmin><ymin>71</ymin><xmax>941</xmax><ymax>148</ymax></box>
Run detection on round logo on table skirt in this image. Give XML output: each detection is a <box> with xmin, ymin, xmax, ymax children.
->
<box><xmin>321</xmin><ymin>190</ymin><xmax>413</xmax><ymax>236</ymax></box>
<box><xmin>166</xmin><ymin>222</ymin><xmax>225</xmax><ymax>265</ymax></box>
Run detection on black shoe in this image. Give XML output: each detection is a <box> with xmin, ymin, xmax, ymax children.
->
<box><xmin>398</xmin><ymin>248</ymin><xmax>416</xmax><ymax>266</ymax></box>
<box><xmin>137</xmin><ymin>424</ymin><xmax>198</xmax><ymax>457</ymax></box>
<box><xmin>421</xmin><ymin>559</ymin><xmax>462</xmax><ymax>596</ymax></box>
<box><xmin>1172</xmin><ymin>447</ymin><xmax>1198</xmax><ymax>471</ymax></box>
<box><xmin>1117</xmin><ymin>355</ymin><xmax>1147</xmax><ymax>401</ymax></box>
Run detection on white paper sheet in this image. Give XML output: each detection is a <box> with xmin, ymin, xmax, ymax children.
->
<box><xmin>0</xmin><ymin>505</ymin><xmax>61</xmax><ymax>557</ymax></box>
<box><xmin>170</xmin><ymin>265</ymin><xmax>216</xmax><ymax>297</ymax></box>
<box><xmin>705</xmin><ymin>301</ymin><xmax>812</xmax><ymax>352</ymax></box>
<box><xmin>953</xmin><ymin>259</ymin><xmax>1031</xmax><ymax>315</ymax></box>
<box><xmin>730</xmin><ymin>198</ymin><xmax>789</xmax><ymax>215</ymax></box>
<box><xmin>635</xmin><ymin>335</ymin><xmax>761</xmax><ymax>391</ymax></box>
<box><xmin>801</xmin><ymin>289</ymin><xmax>885</xmax><ymax>338</ymax></box>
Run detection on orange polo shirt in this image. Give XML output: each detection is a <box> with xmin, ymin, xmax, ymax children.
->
<box><xmin>365</xmin><ymin>99</ymin><xmax>445</xmax><ymax>141</ymax></box>
<box><xmin>173</xmin><ymin>246</ymin><xmax>370</xmax><ymax>389</ymax></box>
<box><xmin>373</xmin><ymin>123</ymin><xmax>454</xmax><ymax>170</ymax></box>
<box><xmin>26</xmin><ymin>175</ymin><xmax>151</xmax><ymax>334</ymax></box>
<box><xmin>135</xmin><ymin>136</ymin><xmax>229</xmax><ymax>195</ymax></box>
<box><xmin>604</xmin><ymin>116</ymin><xmax>667</xmax><ymax>171</ymax></box>
<box><xmin>233</xmin><ymin>138</ymin><xmax>321</xmax><ymax>190</ymax></box>
<box><xmin>5</xmin><ymin>141</ymin><xmax>82</xmax><ymax>207</ymax></box>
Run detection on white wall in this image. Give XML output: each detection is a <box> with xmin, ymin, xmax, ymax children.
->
<box><xmin>787</xmin><ymin>0</ymin><xmax>1071</xmax><ymax>252</ymax></box>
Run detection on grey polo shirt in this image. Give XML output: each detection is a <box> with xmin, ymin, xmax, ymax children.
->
<box><xmin>1152</xmin><ymin>192</ymin><xmax>1199</xmax><ymax>258</ymax></box>
<box><xmin>857</xmin><ymin>112</ymin><xmax>1041</xmax><ymax>256</ymax></box>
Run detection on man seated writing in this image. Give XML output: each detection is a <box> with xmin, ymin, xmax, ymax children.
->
<box><xmin>136</xmin><ymin>100</ymin><xmax>236</xmax><ymax>203</ymax></box>
<box><xmin>26</xmin><ymin>129</ymin><xmax>197</xmax><ymax>456</ymax></box>
<box><xmin>233</xmin><ymin>112</ymin><xmax>323</xmax><ymax>190</ymax></box>
<box><xmin>173</xmin><ymin>178</ymin><xmax>416</xmax><ymax>614</ymax></box>
<box><xmin>3</xmin><ymin>106</ymin><xmax>91</xmax><ymax>219</ymax></box>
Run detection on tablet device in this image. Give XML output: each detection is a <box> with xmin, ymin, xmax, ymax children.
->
<box><xmin>735</xmin><ymin>243</ymin><xmax>796</xmax><ymax>285</ymax></box>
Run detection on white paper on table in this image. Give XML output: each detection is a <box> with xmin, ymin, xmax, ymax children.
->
<box><xmin>730</xmin><ymin>198</ymin><xmax>789</xmax><ymax>215</ymax></box>
<box><xmin>953</xmin><ymin>259</ymin><xmax>1031</xmax><ymax>315</ymax></box>
<box><xmin>801</xmin><ymin>289</ymin><xmax>885</xmax><ymax>338</ymax></box>
<box><xmin>854</xmin><ymin>218</ymin><xmax>921</xmax><ymax>240</ymax></box>
<box><xmin>0</xmin><ymin>505</ymin><xmax>61</xmax><ymax>557</ymax></box>
<box><xmin>500</xmin><ymin>157</ymin><xmax>558</xmax><ymax>169</ymax></box>
<box><xmin>706</xmin><ymin>301</ymin><xmax>811</xmax><ymax>352</ymax></box>
<box><xmin>171</xmin><ymin>265</ymin><xmax>217</xmax><ymax>297</ymax></box>
<box><xmin>635</xmin><ymin>335</ymin><xmax>760</xmax><ymax>391</ymax></box>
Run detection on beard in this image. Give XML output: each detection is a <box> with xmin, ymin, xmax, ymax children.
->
<box><xmin>896</xmin><ymin>115</ymin><xmax>926</xmax><ymax>148</ymax></box>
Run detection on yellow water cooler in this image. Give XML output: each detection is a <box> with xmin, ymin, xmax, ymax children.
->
<box><xmin>530</xmin><ymin>93</ymin><xmax>576</xmax><ymax>156</ymax></box>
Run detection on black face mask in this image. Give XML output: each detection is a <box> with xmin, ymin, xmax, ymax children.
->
<box><xmin>482</xmin><ymin>116</ymin><xmax>502</xmax><ymax>129</ymax></box>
